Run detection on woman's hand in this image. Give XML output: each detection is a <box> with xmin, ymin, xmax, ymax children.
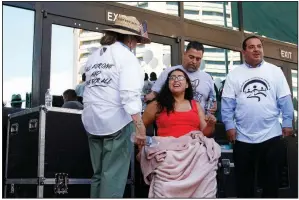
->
<box><xmin>196</xmin><ymin>102</ymin><xmax>214</xmax><ymax>137</ymax></box>
<box><xmin>205</xmin><ymin>114</ymin><xmax>217</xmax><ymax>127</ymax></box>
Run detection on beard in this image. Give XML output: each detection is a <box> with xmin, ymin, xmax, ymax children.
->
<box><xmin>185</xmin><ymin>65</ymin><xmax>198</xmax><ymax>73</ymax></box>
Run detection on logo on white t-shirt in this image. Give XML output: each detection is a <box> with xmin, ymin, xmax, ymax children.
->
<box><xmin>100</xmin><ymin>47</ymin><xmax>107</xmax><ymax>56</ymax></box>
<box><xmin>241</xmin><ymin>77</ymin><xmax>270</xmax><ymax>102</ymax></box>
<box><xmin>191</xmin><ymin>79</ymin><xmax>203</xmax><ymax>102</ymax></box>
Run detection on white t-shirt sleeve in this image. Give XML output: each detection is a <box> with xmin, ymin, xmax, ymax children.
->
<box><xmin>222</xmin><ymin>73</ymin><xmax>236</xmax><ymax>99</ymax></box>
<box><xmin>276</xmin><ymin>67</ymin><xmax>291</xmax><ymax>98</ymax></box>
<box><xmin>151</xmin><ymin>68</ymin><xmax>169</xmax><ymax>93</ymax></box>
<box><xmin>118</xmin><ymin>50</ymin><xmax>143</xmax><ymax>115</ymax></box>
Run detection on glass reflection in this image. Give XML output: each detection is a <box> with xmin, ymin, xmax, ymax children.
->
<box><xmin>291</xmin><ymin>70</ymin><xmax>298</xmax><ymax>130</ymax></box>
<box><xmin>242</xmin><ymin>2</ymin><xmax>297</xmax><ymax>45</ymax></box>
<box><xmin>50</xmin><ymin>25</ymin><xmax>103</xmax><ymax>96</ymax></box>
<box><xmin>50</xmin><ymin>25</ymin><xmax>171</xmax><ymax>99</ymax></box>
<box><xmin>183</xmin><ymin>2</ymin><xmax>239</xmax><ymax>30</ymax></box>
<box><xmin>3</xmin><ymin>6</ymin><xmax>35</xmax><ymax>108</ymax></box>
<box><xmin>135</xmin><ymin>43</ymin><xmax>172</xmax><ymax>79</ymax></box>
<box><xmin>117</xmin><ymin>2</ymin><xmax>179</xmax><ymax>16</ymax></box>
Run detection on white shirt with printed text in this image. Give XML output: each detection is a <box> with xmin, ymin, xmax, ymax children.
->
<box><xmin>82</xmin><ymin>42</ymin><xmax>144</xmax><ymax>136</ymax></box>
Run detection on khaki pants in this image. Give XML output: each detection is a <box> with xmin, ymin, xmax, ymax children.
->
<box><xmin>87</xmin><ymin>122</ymin><xmax>134</xmax><ymax>198</ymax></box>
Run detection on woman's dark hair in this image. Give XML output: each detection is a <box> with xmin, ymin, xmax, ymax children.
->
<box><xmin>144</xmin><ymin>73</ymin><xmax>149</xmax><ymax>81</ymax></box>
<box><xmin>150</xmin><ymin>72</ymin><xmax>157</xmax><ymax>81</ymax></box>
<box><xmin>156</xmin><ymin>68</ymin><xmax>193</xmax><ymax>115</ymax></box>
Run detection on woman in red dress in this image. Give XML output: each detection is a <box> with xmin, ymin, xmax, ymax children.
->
<box><xmin>142</xmin><ymin>68</ymin><xmax>216</xmax><ymax>138</ymax></box>
<box><xmin>139</xmin><ymin>68</ymin><xmax>220</xmax><ymax>198</ymax></box>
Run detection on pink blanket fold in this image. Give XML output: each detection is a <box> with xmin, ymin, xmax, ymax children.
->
<box><xmin>140</xmin><ymin>131</ymin><xmax>221</xmax><ymax>198</ymax></box>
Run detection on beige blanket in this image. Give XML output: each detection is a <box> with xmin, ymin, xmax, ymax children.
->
<box><xmin>140</xmin><ymin>131</ymin><xmax>221</xmax><ymax>198</ymax></box>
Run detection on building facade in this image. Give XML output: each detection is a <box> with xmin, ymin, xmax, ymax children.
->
<box><xmin>72</xmin><ymin>2</ymin><xmax>240</xmax><ymax>85</ymax></box>
<box><xmin>2</xmin><ymin>1</ymin><xmax>298</xmax><ymax>198</ymax></box>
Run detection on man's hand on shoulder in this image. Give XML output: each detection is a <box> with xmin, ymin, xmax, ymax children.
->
<box><xmin>144</xmin><ymin>91</ymin><xmax>157</xmax><ymax>103</ymax></box>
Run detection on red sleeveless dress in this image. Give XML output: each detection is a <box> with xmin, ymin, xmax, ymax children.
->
<box><xmin>156</xmin><ymin>100</ymin><xmax>200</xmax><ymax>138</ymax></box>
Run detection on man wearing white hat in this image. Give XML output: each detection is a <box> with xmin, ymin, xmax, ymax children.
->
<box><xmin>82</xmin><ymin>14</ymin><xmax>150</xmax><ymax>198</ymax></box>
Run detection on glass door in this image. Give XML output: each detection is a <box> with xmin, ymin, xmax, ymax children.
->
<box><xmin>38</xmin><ymin>14</ymin><xmax>179</xmax><ymax>106</ymax></box>
<box><xmin>264</xmin><ymin>58</ymin><xmax>298</xmax><ymax>198</ymax></box>
<box><xmin>3</xmin><ymin>6</ymin><xmax>35</xmax><ymax>108</ymax></box>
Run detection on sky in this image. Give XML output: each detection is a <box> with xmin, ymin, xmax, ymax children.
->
<box><xmin>3</xmin><ymin>6</ymin><xmax>75</xmax><ymax>106</ymax></box>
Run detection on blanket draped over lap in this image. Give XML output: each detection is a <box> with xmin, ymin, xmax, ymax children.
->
<box><xmin>140</xmin><ymin>131</ymin><xmax>221</xmax><ymax>198</ymax></box>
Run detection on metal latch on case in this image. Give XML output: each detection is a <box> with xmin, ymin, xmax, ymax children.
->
<box><xmin>29</xmin><ymin>119</ymin><xmax>38</xmax><ymax>132</ymax></box>
<box><xmin>220</xmin><ymin>159</ymin><xmax>231</xmax><ymax>175</ymax></box>
<box><xmin>10</xmin><ymin>184</ymin><xmax>15</xmax><ymax>194</ymax></box>
<box><xmin>10</xmin><ymin>123</ymin><xmax>19</xmax><ymax>136</ymax></box>
<box><xmin>54</xmin><ymin>173</ymin><xmax>69</xmax><ymax>194</ymax></box>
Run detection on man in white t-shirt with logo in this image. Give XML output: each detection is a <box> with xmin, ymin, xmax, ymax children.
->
<box><xmin>221</xmin><ymin>36</ymin><xmax>294</xmax><ymax>198</ymax></box>
<box><xmin>145</xmin><ymin>41</ymin><xmax>217</xmax><ymax>114</ymax></box>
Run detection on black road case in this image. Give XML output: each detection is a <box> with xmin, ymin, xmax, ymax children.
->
<box><xmin>217</xmin><ymin>149</ymin><xmax>236</xmax><ymax>198</ymax></box>
<box><xmin>216</xmin><ymin>142</ymin><xmax>294</xmax><ymax>198</ymax></box>
<box><xmin>4</xmin><ymin>106</ymin><xmax>135</xmax><ymax>198</ymax></box>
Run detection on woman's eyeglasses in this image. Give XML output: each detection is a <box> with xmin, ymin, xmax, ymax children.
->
<box><xmin>169</xmin><ymin>75</ymin><xmax>186</xmax><ymax>81</ymax></box>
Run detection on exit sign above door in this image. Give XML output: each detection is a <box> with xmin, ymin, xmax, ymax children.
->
<box><xmin>280</xmin><ymin>49</ymin><xmax>293</xmax><ymax>60</ymax></box>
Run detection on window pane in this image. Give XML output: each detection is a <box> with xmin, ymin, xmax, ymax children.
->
<box><xmin>50</xmin><ymin>25</ymin><xmax>103</xmax><ymax>96</ymax></box>
<box><xmin>117</xmin><ymin>2</ymin><xmax>179</xmax><ymax>16</ymax></box>
<box><xmin>184</xmin><ymin>2</ymin><xmax>239</xmax><ymax>30</ymax></box>
<box><xmin>3</xmin><ymin>6</ymin><xmax>34</xmax><ymax>108</ymax></box>
<box><xmin>185</xmin><ymin>10</ymin><xmax>199</xmax><ymax>15</ymax></box>
<box><xmin>292</xmin><ymin>70</ymin><xmax>298</xmax><ymax>130</ymax></box>
<box><xmin>135</xmin><ymin>42</ymin><xmax>172</xmax><ymax>79</ymax></box>
<box><xmin>184</xmin><ymin>42</ymin><xmax>241</xmax><ymax>82</ymax></box>
<box><xmin>50</xmin><ymin>25</ymin><xmax>172</xmax><ymax>97</ymax></box>
<box><xmin>50</xmin><ymin>25</ymin><xmax>173</xmax><ymax>106</ymax></box>
<box><xmin>243</xmin><ymin>2</ymin><xmax>297</xmax><ymax>44</ymax></box>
